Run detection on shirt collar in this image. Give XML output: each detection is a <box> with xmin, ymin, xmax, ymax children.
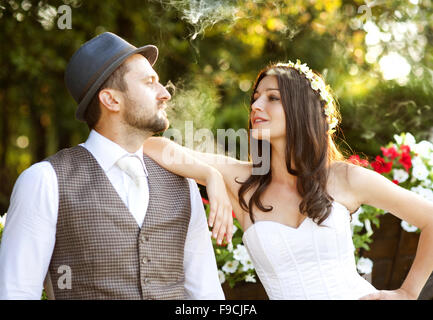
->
<box><xmin>82</xmin><ymin>129</ymin><xmax>148</xmax><ymax>176</ymax></box>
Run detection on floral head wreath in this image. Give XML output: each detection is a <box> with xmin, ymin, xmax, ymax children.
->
<box><xmin>266</xmin><ymin>59</ymin><xmax>339</xmax><ymax>135</ymax></box>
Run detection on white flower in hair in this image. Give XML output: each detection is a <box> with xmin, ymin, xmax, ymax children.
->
<box><xmin>270</xmin><ymin>59</ymin><xmax>338</xmax><ymax>134</ymax></box>
<box><xmin>310</xmin><ymin>79</ymin><xmax>321</xmax><ymax>91</ymax></box>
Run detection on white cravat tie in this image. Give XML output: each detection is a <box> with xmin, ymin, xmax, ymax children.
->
<box><xmin>116</xmin><ymin>155</ymin><xmax>148</xmax><ymax>227</ymax></box>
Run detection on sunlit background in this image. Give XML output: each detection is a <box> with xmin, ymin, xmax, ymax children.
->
<box><xmin>0</xmin><ymin>0</ymin><xmax>432</xmax><ymax>214</ymax></box>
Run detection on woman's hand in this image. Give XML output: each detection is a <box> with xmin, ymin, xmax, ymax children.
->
<box><xmin>359</xmin><ymin>288</ymin><xmax>417</xmax><ymax>300</ymax></box>
<box><xmin>205</xmin><ymin>168</ymin><xmax>234</xmax><ymax>246</ymax></box>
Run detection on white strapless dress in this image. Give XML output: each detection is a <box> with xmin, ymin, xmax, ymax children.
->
<box><xmin>242</xmin><ymin>201</ymin><xmax>378</xmax><ymax>300</ymax></box>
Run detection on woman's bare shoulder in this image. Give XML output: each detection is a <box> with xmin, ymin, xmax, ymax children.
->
<box><xmin>329</xmin><ymin>160</ymin><xmax>362</xmax><ymax>180</ymax></box>
<box><xmin>328</xmin><ymin>160</ymin><xmax>366</xmax><ymax>211</ymax></box>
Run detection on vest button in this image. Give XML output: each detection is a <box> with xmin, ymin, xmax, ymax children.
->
<box><xmin>142</xmin><ymin>257</ymin><xmax>148</xmax><ymax>264</ymax></box>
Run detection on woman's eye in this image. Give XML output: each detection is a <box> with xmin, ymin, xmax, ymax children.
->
<box><xmin>269</xmin><ymin>95</ymin><xmax>280</xmax><ymax>101</ymax></box>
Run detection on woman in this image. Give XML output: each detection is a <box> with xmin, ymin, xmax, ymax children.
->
<box><xmin>143</xmin><ymin>60</ymin><xmax>433</xmax><ymax>300</ymax></box>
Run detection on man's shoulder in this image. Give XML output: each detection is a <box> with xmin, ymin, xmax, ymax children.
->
<box><xmin>12</xmin><ymin>160</ymin><xmax>56</xmax><ymax>194</ymax></box>
<box><xmin>45</xmin><ymin>145</ymin><xmax>86</xmax><ymax>163</ymax></box>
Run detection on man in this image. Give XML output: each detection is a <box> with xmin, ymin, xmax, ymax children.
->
<box><xmin>0</xmin><ymin>32</ymin><xmax>224</xmax><ymax>299</ymax></box>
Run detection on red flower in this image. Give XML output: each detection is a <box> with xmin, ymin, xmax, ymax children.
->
<box><xmin>232</xmin><ymin>211</ymin><xmax>236</xmax><ymax>219</ymax></box>
<box><xmin>392</xmin><ymin>180</ymin><xmax>399</xmax><ymax>185</ymax></box>
<box><xmin>381</xmin><ymin>146</ymin><xmax>399</xmax><ymax>160</ymax></box>
<box><xmin>371</xmin><ymin>155</ymin><xmax>392</xmax><ymax>174</ymax></box>
<box><xmin>399</xmin><ymin>152</ymin><xmax>412</xmax><ymax>172</ymax></box>
<box><xmin>400</xmin><ymin>145</ymin><xmax>411</xmax><ymax>154</ymax></box>
<box><xmin>348</xmin><ymin>155</ymin><xmax>369</xmax><ymax>167</ymax></box>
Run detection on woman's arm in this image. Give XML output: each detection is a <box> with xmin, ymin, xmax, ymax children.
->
<box><xmin>347</xmin><ymin>164</ymin><xmax>433</xmax><ymax>300</ymax></box>
<box><xmin>143</xmin><ymin>137</ymin><xmax>249</xmax><ymax>186</ymax></box>
<box><xmin>143</xmin><ymin>136</ymin><xmax>245</xmax><ymax>245</ymax></box>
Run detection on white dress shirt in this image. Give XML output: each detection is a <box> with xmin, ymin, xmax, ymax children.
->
<box><xmin>0</xmin><ymin>130</ymin><xmax>224</xmax><ymax>300</ymax></box>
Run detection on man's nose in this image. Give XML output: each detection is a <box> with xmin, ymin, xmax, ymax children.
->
<box><xmin>157</xmin><ymin>83</ymin><xmax>171</xmax><ymax>101</ymax></box>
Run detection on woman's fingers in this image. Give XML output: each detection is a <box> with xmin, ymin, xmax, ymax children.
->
<box><xmin>208</xmin><ymin>202</ymin><xmax>217</xmax><ymax>228</ymax></box>
<box><xmin>226</xmin><ymin>210</ymin><xmax>234</xmax><ymax>243</ymax></box>
<box><xmin>215</xmin><ymin>204</ymin><xmax>233</xmax><ymax>246</ymax></box>
<box><xmin>212</xmin><ymin>205</ymin><xmax>224</xmax><ymax>244</ymax></box>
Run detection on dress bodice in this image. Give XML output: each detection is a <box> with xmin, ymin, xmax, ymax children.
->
<box><xmin>242</xmin><ymin>201</ymin><xmax>378</xmax><ymax>300</ymax></box>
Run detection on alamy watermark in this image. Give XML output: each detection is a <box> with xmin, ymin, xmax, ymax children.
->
<box><xmin>57</xmin><ymin>5</ymin><xmax>72</xmax><ymax>30</ymax></box>
<box><xmin>162</xmin><ymin>121</ymin><xmax>271</xmax><ymax>175</ymax></box>
<box><xmin>38</xmin><ymin>4</ymin><xmax>72</xmax><ymax>30</ymax></box>
<box><xmin>57</xmin><ymin>265</ymin><xmax>72</xmax><ymax>290</ymax></box>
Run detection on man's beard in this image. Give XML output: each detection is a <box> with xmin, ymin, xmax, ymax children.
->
<box><xmin>123</xmin><ymin>95</ymin><xmax>169</xmax><ymax>134</ymax></box>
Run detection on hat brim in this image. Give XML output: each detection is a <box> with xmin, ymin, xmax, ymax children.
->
<box><xmin>75</xmin><ymin>45</ymin><xmax>158</xmax><ymax>122</ymax></box>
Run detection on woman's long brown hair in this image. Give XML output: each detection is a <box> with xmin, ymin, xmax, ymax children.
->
<box><xmin>237</xmin><ymin>64</ymin><xmax>345</xmax><ymax>225</ymax></box>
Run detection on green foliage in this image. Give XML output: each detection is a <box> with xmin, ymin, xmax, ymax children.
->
<box><xmin>203</xmin><ymin>201</ymin><xmax>257</xmax><ymax>288</ymax></box>
<box><xmin>166</xmin><ymin>76</ymin><xmax>219</xmax><ymax>139</ymax></box>
<box><xmin>352</xmin><ymin>205</ymin><xmax>386</xmax><ymax>255</ymax></box>
<box><xmin>0</xmin><ymin>1</ymin><xmax>432</xmax><ymax>296</ymax></box>
<box><xmin>1</xmin><ymin>0</ymin><xmax>432</xmax><ymax>214</ymax></box>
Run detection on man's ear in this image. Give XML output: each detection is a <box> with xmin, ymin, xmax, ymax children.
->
<box><xmin>99</xmin><ymin>88</ymin><xmax>122</xmax><ymax>113</ymax></box>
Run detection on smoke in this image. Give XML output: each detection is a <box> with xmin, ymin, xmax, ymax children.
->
<box><xmin>152</xmin><ymin>0</ymin><xmax>300</xmax><ymax>42</ymax></box>
<box><xmin>165</xmin><ymin>77</ymin><xmax>219</xmax><ymax>143</ymax></box>
<box><xmin>152</xmin><ymin>0</ymin><xmax>242</xmax><ymax>39</ymax></box>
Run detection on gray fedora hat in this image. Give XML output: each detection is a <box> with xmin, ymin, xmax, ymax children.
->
<box><xmin>65</xmin><ymin>32</ymin><xmax>158</xmax><ymax>121</ymax></box>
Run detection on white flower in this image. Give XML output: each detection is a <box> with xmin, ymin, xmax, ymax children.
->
<box><xmin>401</xmin><ymin>220</ymin><xmax>418</xmax><ymax>233</ymax></box>
<box><xmin>218</xmin><ymin>270</ymin><xmax>226</xmax><ymax>284</ymax></box>
<box><xmin>421</xmin><ymin>179</ymin><xmax>433</xmax><ymax>188</ymax></box>
<box><xmin>0</xmin><ymin>213</ymin><xmax>7</xmax><ymax>228</ymax></box>
<box><xmin>414</xmin><ymin>140</ymin><xmax>433</xmax><ymax>158</ymax></box>
<box><xmin>245</xmin><ymin>274</ymin><xmax>256</xmax><ymax>283</ymax></box>
<box><xmin>310</xmin><ymin>80</ymin><xmax>320</xmax><ymax>91</ymax></box>
<box><xmin>233</xmin><ymin>244</ymin><xmax>250</xmax><ymax>263</ymax></box>
<box><xmin>392</xmin><ymin>169</ymin><xmax>409</xmax><ymax>183</ymax></box>
<box><xmin>305</xmin><ymin>70</ymin><xmax>315</xmax><ymax>80</ymax></box>
<box><xmin>222</xmin><ymin>260</ymin><xmax>239</xmax><ymax>274</ymax></box>
<box><xmin>413</xmin><ymin>165</ymin><xmax>429</xmax><ymax>181</ymax></box>
<box><xmin>403</xmin><ymin>132</ymin><xmax>417</xmax><ymax>149</ymax></box>
<box><xmin>357</xmin><ymin>257</ymin><xmax>373</xmax><ymax>275</ymax></box>
<box><xmin>232</xmin><ymin>224</ymin><xmax>238</xmax><ymax>235</ymax></box>
<box><xmin>394</xmin><ymin>134</ymin><xmax>403</xmax><ymax>145</ymax></box>
<box><xmin>227</xmin><ymin>241</ymin><xmax>233</xmax><ymax>252</ymax></box>
<box><xmin>298</xmin><ymin>63</ymin><xmax>310</xmax><ymax>74</ymax></box>
<box><xmin>364</xmin><ymin>219</ymin><xmax>373</xmax><ymax>237</ymax></box>
<box><xmin>240</xmin><ymin>259</ymin><xmax>255</xmax><ymax>272</ymax></box>
<box><xmin>350</xmin><ymin>207</ymin><xmax>364</xmax><ymax>235</ymax></box>
<box><xmin>411</xmin><ymin>185</ymin><xmax>433</xmax><ymax>202</ymax></box>
<box><xmin>412</xmin><ymin>156</ymin><xmax>429</xmax><ymax>181</ymax></box>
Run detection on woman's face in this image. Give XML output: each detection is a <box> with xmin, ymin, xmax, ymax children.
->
<box><xmin>250</xmin><ymin>75</ymin><xmax>286</xmax><ymax>141</ymax></box>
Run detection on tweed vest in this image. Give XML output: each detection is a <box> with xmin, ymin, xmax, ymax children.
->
<box><xmin>43</xmin><ymin>145</ymin><xmax>191</xmax><ymax>299</ymax></box>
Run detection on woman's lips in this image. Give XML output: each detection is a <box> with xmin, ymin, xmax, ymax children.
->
<box><xmin>252</xmin><ymin>118</ymin><xmax>268</xmax><ymax>124</ymax></box>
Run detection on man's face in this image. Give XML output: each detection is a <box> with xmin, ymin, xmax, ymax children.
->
<box><xmin>120</xmin><ymin>54</ymin><xmax>171</xmax><ymax>134</ymax></box>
